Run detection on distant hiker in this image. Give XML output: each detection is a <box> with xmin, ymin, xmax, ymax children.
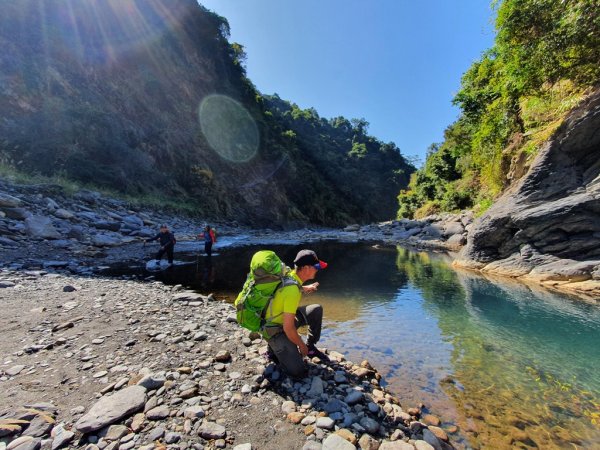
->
<box><xmin>265</xmin><ymin>249</ymin><xmax>329</xmax><ymax>378</ymax></box>
<box><xmin>146</xmin><ymin>224</ymin><xmax>176</xmax><ymax>266</ymax></box>
<box><xmin>198</xmin><ymin>225</ymin><xmax>216</xmax><ymax>257</ymax></box>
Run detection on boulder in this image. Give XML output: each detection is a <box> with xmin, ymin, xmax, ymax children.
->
<box><xmin>25</xmin><ymin>216</ymin><xmax>61</xmax><ymax>239</ymax></box>
<box><xmin>458</xmin><ymin>88</ymin><xmax>600</xmax><ymax>291</ymax></box>
<box><xmin>74</xmin><ymin>385</ymin><xmax>146</xmax><ymax>433</ymax></box>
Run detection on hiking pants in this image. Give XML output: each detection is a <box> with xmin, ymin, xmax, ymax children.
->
<box><xmin>156</xmin><ymin>245</ymin><xmax>174</xmax><ymax>264</ymax></box>
<box><xmin>204</xmin><ymin>241</ymin><xmax>213</xmax><ymax>257</ymax></box>
<box><xmin>267</xmin><ymin>304</ymin><xmax>323</xmax><ymax>379</ymax></box>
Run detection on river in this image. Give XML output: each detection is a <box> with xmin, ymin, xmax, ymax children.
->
<box><xmin>103</xmin><ymin>240</ymin><xmax>600</xmax><ymax>449</ymax></box>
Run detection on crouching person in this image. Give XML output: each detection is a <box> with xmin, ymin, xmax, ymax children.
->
<box><xmin>264</xmin><ymin>250</ymin><xmax>329</xmax><ymax>379</ymax></box>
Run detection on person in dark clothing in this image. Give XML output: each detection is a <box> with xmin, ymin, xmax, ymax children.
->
<box><xmin>146</xmin><ymin>224</ymin><xmax>176</xmax><ymax>265</ymax></box>
<box><xmin>198</xmin><ymin>225</ymin><xmax>216</xmax><ymax>257</ymax></box>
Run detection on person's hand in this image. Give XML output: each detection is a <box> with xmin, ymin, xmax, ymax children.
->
<box><xmin>303</xmin><ymin>282</ymin><xmax>319</xmax><ymax>294</ymax></box>
<box><xmin>299</xmin><ymin>341</ymin><xmax>309</xmax><ymax>357</ymax></box>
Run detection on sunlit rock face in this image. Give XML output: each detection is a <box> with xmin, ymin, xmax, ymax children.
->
<box><xmin>457</xmin><ymin>88</ymin><xmax>600</xmax><ymax>295</ymax></box>
<box><xmin>0</xmin><ymin>0</ymin><xmax>412</xmax><ymax>227</ymax></box>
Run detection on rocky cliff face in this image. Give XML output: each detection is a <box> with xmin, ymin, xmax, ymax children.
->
<box><xmin>455</xmin><ymin>88</ymin><xmax>600</xmax><ymax>298</ymax></box>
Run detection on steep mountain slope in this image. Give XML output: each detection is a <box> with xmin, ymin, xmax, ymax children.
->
<box><xmin>0</xmin><ymin>0</ymin><xmax>413</xmax><ymax>226</ymax></box>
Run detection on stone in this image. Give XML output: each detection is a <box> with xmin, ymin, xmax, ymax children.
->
<box><xmin>54</xmin><ymin>209</ymin><xmax>74</xmax><ymax>220</ymax></box>
<box><xmin>281</xmin><ymin>401</ymin><xmax>296</xmax><ymax>414</ymax></box>
<box><xmin>322</xmin><ymin>434</ymin><xmax>356</xmax><ymax>450</ymax></box>
<box><xmin>164</xmin><ymin>432</ymin><xmax>181</xmax><ymax>444</ymax></box>
<box><xmin>379</xmin><ymin>442</ymin><xmax>414</xmax><ymax>450</ymax></box>
<box><xmin>25</xmin><ymin>216</ymin><xmax>61</xmax><ymax>240</ymax></box>
<box><xmin>136</xmin><ymin>375</ymin><xmax>165</xmax><ymax>390</ymax></box>
<box><xmin>6</xmin><ymin>365</ymin><xmax>26</xmax><ymax>376</ymax></box>
<box><xmin>307</xmin><ymin>376</ymin><xmax>324</xmax><ymax>397</ymax></box>
<box><xmin>101</xmin><ymin>424</ymin><xmax>129</xmax><ymax>441</ymax></box>
<box><xmin>287</xmin><ymin>412</ymin><xmax>305</xmax><ymax>424</ymax></box>
<box><xmin>7</xmin><ymin>436</ymin><xmax>41</xmax><ymax>450</ymax></box>
<box><xmin>233</xmin><ymin>444</ymin><xmax>252</xmax><ymax>450</ymax></box>
<box><xmin>198</xmin><ymin>421</ymin><xmax>226</xmax><ymax>439</ymax></box>
<box><xmin>51</xmin><ymin>424</ymin><xmax>74</xmax><ymax>449</ymax></box>
<box><xmin>413</xmin><ymin>441</ymin><xmax>434</xmax><ymax>450</ymax></box>
<box><xmin>22</xmin><ymin>415</ymin><xmax>54</xmax><ymax>437</ymax></box>
<box><xmin>0</xmin><ymin>193</ymin><xmax>21</xmax><ymax>207</ymax></box>
<box><xmin>146</xmin><ymin>426</ymin><xmax>165</xmax><ymax>441</ymax></box>
<box><xmin>359</xmin><ymin>417</ymin><xmax>379</xmax><ymax>435</ymax></box>
<box><xmin>344</xmin><ymin>390</ymin><xmax>364</xmax><ymax>405</ymax></box>
<box><xmin>146</xmin><ymin>406</ymin><xmax>170</xmax><ymax>420</ymax></box>
<box><xmin>2</xmin><ymin>208</ymin><xmax>31</xmax><ymax>220</ymax></box>
<box><xmin>422</xmin><ymin>429</ymin><xmax>442</xmax><ymax>450</ymax></box>
<box><xmin>324</xmin><ymin>399</ymin><xmax>346</xmax><ymax>414</ymax></box>
<box><xmin>74</xmin><ymin>385</ymin><xmax>147</xmax><ymax>433</ymax></box>
<box><xmin>316</xmin><ymin>417</ymin><xmax>335</xmax><ymax>430</ymax></box>
<box><xmin>183</xmin><ymin>406</ymin><xmax>205</xmax><ymax>419</ymax></box>
<box><xmin>335</xmin><ymin>429</ymin><xmax>358</xmax><ymax>445</ymax></box>
<box><xmin>358</xmin><ymin>434</ymin><xmax>380</xmax><ymax>450</ymax></box>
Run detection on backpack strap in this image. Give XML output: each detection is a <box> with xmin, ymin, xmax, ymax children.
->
<box><xmin>262</xmin><ymin>276</ymin><xmax>300</xmax><ymax>330</ymax></box>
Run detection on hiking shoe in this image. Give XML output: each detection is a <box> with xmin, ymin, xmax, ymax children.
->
<box><xmin>307</xmin><ymin>345</ymin><xmax>330</xmax><ymax>362</ymax></box>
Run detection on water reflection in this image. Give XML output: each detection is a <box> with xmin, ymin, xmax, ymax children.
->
<box><xmin>308</xmin><ymin>246</ymin><xmax>600</xmax><ymax>449</ymax></box>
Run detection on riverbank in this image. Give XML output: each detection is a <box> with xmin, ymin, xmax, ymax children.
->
<box><xmin>0</xmin><ymin>268</ymin><xmax>454</xmax><ymax>450</ymax></box>
<box><xmin>3</xmin><ymin>177</ymin><xmax>598</xmax><ymax>302</ymax></box>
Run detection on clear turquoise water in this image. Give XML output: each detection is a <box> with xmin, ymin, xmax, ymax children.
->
<box><xmin>106</xmin><ymin>241</ymin><xmax>600</xmax><ymax>448</ymax></box>
<box><xmin>308</xmin><ymin>244</ymin><xmax>600</xmax><ymax>449</ymax></box>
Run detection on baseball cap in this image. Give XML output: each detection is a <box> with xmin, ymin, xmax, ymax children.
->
<box><xmin>294</xmin><ymin>249</ymin><xmax>328</xmax><ymax>270</ymax></box>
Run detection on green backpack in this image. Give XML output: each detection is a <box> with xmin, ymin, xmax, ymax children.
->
<box><xmin>234</xmin><ymin>250</ymin><xmax>299</xmax><ymax>333</ymax></box>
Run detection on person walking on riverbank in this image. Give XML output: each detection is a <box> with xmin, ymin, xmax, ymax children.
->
<box><xmin>145</xmin><ymin>224</ymin><xmax>176</xmax><ymax>266</ymax></box>
<box><xmin>198</xmin><ymin>225</ymin><xmax>216</xmax><ymax>257</ymax></box>
<box><xmin>264</xmin><ymin>249</ymin><xmax>329</xmax><ymax>379</ymax></box>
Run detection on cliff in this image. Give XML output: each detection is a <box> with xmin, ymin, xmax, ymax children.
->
<box><xmin>455</xmin><ymin>88</ymin><xmax>600</xmax><ymax>299</ymax></box>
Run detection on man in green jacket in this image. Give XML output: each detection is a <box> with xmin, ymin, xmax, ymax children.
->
<box><xmin>265</xmin><ymin>249</ymin><xmax>329</xmax><ymax>378</ymax></box>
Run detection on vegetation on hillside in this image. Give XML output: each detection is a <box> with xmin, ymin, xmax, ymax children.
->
<box><xmin>398</xmin><ymin>0</ymin><xmax>600</xmax><ymax>219</ymax></box>
<box><xmin>0</xmin><ymin>0</ymin><xmax>413</xmax><ymax>226</ymax></box>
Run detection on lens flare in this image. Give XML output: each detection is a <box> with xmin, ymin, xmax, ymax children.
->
<box><xmin>198</xmin><ymin>94</ymin><xmax>259</xmax><ymax>163</ymax></box>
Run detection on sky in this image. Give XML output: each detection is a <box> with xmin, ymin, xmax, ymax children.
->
<box><xmin>199</xmin><ymin>0</ymin><xmax>496</xmax><ymax>165</ymax></box>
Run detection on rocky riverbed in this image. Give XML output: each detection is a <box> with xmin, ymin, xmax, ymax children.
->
<box><xmin>0</xmin><ymin>269</ymin><xmax>454</xmax><ymax>450</ymax></box>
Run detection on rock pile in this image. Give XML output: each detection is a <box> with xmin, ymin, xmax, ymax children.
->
<box><xmin>0</xmin><ymin>269</ymin><xmax>456</xmax><ymax>450</ymax></box>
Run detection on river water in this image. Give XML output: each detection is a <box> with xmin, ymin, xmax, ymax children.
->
<box><xmin>104</xmin><ymin>240</ymin><xmax>600</xmax><ymax>449</ymax></box>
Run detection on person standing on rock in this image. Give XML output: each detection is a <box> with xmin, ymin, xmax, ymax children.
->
<box><xmin>265</xmin><ymin>249</ymin><xmax>330</xmax><ymax>379</ymax></box>
<box><xmin>146</xmin><ymin>224</ymin><xmax>176</xmax><ymax>266</ymax></box>
<box><xmin>198</xmin><ymin>225</ymin><xmax>216</xmax><ymax>257</ymax></box>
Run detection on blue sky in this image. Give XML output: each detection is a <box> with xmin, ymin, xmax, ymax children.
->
<box><xmin>199</xmin><ymin>0</ymin><xmax>496</xmax><ymax>165</ymax></box>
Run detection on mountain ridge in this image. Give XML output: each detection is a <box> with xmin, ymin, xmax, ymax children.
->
<box><xmin>0</xmin><ymin>0</ymin><xmax>413</xmax><ymax>226</ymax></box>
